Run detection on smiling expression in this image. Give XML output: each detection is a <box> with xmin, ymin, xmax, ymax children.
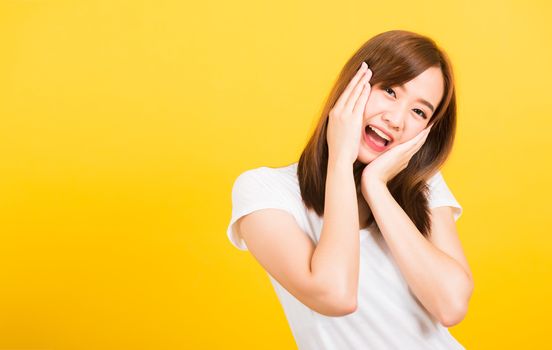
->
<box><xmin>358</xmin><ymin>65</ymin><xmax>445</xmax><ymax>164</ymax></box>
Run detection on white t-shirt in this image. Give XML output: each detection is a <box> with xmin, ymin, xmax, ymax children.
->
<box><xmin>227</xmin><ymin>162</ymin><xmax>465</xmax><ymax>350</ymax></box>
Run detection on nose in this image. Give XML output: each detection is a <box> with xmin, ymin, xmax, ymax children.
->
<box><xmin>382</xmin><ymin>108</ymin><xmax>407</xmax><ymax>132</ymax></box>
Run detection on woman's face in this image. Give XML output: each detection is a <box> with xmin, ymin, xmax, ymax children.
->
<box><xmin>358</xmin><ymin>66</ymin><xmax>445</xmax><ymax>164</ymax></box>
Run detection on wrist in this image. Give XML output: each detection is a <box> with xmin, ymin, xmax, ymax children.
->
<box><xmin>327</xmin><ymin>155</ymin><xmax>353</xmax><ymax>171</ymax></box>
<box><xmin>362</xmin><ymin>176</ymin><xmax>387</xmax><ymax>201</ymax></box>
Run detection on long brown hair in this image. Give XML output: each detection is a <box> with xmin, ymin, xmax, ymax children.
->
<box><xmin>297</xmin><ymin>30</ymin><xmax>457</xmax><ymax>238</ymax></box>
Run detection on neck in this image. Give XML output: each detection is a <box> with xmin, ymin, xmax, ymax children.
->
<box><xmin>358</xmin><ymin>195</ymin><xmax>370</xmax><ymax>229</ymax></box>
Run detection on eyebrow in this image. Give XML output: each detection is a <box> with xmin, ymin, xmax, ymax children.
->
<box><xmin>396</xmin><ymin>84</ymin><xmax>435</xmax><ymax>113</ymax></box>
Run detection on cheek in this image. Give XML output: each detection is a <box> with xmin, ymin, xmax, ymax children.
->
<box><xmin>363</xmin><ymin>93</ymin><xmax>385</xmax><ymax>116</ymax></box>
<box><xmin>403</xmin><ymin>126</ymin><xmax>427</xmax><ymax>142</ymax></box>
<box><xmin>394</xmin><ymin>124</ymin><xmax>427</xmax><ymax>144</ymax></box>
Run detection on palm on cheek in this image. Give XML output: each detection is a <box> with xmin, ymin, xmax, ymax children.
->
<box><xmin>361</xmin><ymin>124</ymin><xmax>432</xmax><ymax>187</ymax></box>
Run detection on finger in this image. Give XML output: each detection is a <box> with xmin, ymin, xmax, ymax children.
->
<box><xmin>350</xmin><ymin>69</ymin><xmax>373</xmax><ymax>114</ymax></box>
<box><xmin>394</xmin><ymin>128</ymin><xmax>430</xmax><ymax>153</ymax></box>
<box><xmin>345</xmin><ymin>67</ymin><xmax>372</xmax><ymax>111</ymax></box>
<box><xmin>409</xmin><ymin>128</ymin><xmax>431</xmax><ymax>154</ymax></box>
<box><xmin>412</xmin><ymin>128</ymin><xmax>431</xmax><ymax>145</ymax></box>
<box><xmin>333</xmin><ymin>63</ymin><xmax>368</xmax><ymax>112</ymax></box>
<box><xmin>407</xmin><ymin>128</ymin><xmax>430</xmax><ymax>145</ymax></box>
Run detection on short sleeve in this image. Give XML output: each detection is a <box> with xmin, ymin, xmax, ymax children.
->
<box><xmin>426</xmin><ymin>171</ymin><xmax>463</xmax><ymax>221</ymax></box>
<box><xmin>226</xmin><ymin>168</ymin><xmax>299</xmax><ymax>251</ymax></box>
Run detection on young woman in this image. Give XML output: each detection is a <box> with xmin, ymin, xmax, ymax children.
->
<box><xmin>227</xmin><ymin>30</ymin><xmax>473</xmax><ymax>349</ymax></box>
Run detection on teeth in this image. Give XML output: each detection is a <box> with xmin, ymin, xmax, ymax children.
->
<box><xmin>368</xmin><ymin>125</ymin><xmax>391</xmax><ymax>141</ymax></box>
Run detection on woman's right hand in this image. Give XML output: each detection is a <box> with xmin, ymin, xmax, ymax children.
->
<box><xmin>327</xmin><ymin>62</ymin><xmax>373</xmax><ymax>165</ymax></box>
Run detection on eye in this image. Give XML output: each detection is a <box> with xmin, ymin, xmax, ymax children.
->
<box><xmin>413</xmin><ymin>108</ymin><xmax>427</xmax><ymax>119</ymax></box>
<box><xmin>384</xmin><ymin>87</ymin><xmax>396</xmax><ymax>98</ymax></box>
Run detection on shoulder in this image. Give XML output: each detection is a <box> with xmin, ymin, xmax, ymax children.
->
<box><xmin>425</xmin><ymin>170</ymin><xmax>463</xmax><ymax>222</ymax></box>
<box><xmin>227</xmin><ymin>162</ymin><xmax>306</xmax><ymax>251</ymax></box>
<box><xmin>426</xmin><ymin>170</ymin><xmax>444</xmax><ymax>186</ymax></box>
<box><xmin>229</xmin><ymin>163</ymin><xmax>304</xmax><ymax>224</ymax></box>
<box><xmin>232</xmin><ymin>162</ymin><xmax>299</xmax><ymax>199</ymax></box>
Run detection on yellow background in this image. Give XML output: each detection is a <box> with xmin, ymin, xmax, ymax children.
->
<box><xmin>1</xmin><ymin>0</ymin><xmax>550</xmax><ymax>349</ymax></box>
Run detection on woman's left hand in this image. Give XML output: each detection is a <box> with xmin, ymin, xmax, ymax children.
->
<box><xmin>361</xmin><ymin>124</ymin><xmax>433</xmax><ymax>192</ymax></box>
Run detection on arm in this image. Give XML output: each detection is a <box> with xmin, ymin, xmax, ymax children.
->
<box><xmin>363</xmin><ymin>178</ymin><xmax>474</xmax><ymax>327</ymax></box>
<box><xmin>237</xmin><ymin>63</ymin><xmax>370</xmax><ymax>316</ymax></box>
<box><xmin>235</xmin><ymin>158</ymin><xmax>360</xmax><ymax>316</ymax></box>
<box><xmin>237</xmin><ymin>208</ymin><xmax>355</xmax><ymax>316</ymax></box>
<box><xmin>310</xmin><ymin>157</ymin><xmax>360</xmax><ymax>311</ymax></box>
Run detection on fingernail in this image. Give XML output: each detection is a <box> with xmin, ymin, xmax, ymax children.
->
<box><xmin>361</xmin><ymin>62</ymin><xmax>367</xmax><ymax>70</ymax></box>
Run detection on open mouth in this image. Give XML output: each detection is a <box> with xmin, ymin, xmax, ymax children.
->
<box><xmin>364</xmin><ymin>125</ymin><xmax>392</xmax><ymax>150</ymax></box>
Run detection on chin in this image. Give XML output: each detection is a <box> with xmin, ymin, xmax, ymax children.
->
<box><xmin>357</xmin><ymin>146</ymin><xmax>378</xmax><ymax>164</ymax></box>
